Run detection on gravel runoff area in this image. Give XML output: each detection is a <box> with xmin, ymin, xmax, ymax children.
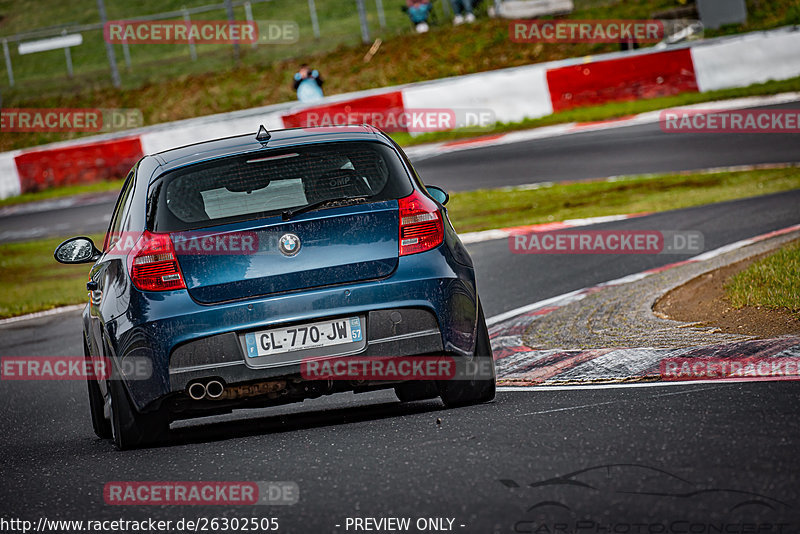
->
<box><xmin>521</xmin><ymin>230</ymin><xmax>800</xmax><ymax>351</ymax></box>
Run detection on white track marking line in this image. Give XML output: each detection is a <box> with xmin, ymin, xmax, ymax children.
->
<box><xmin>498</xmin><ymin>379</ymin><xmax>756</xmax><ymax>392</ymax></box>
<box><xmin>0</xmin><ymin>304</ymin><xmax>84</xmax><ymax>326</ymax></box>
<box><xmin>516</xmin><ymin>385</ymin><xmax>726</xmax><ymax>415</ymax></box>
<box><xmin>500</xmin><ymin>376</ymin><xmax>800</xmax><ymax>391</ymax></box>
<box><xmin>486</xmin><ymin>289</ymin><xmax>584</xmax><ymax>326</ymax></box>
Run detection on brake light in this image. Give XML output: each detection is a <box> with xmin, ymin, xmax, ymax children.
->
<box><xmin>127</xmin><ymin>231</ymin><xmax>186</xmax><ymax>291</ymax></box>
<box><xmin>398</xmin><ymin>190</ymin><xmax>444</xmax><ymax>256</ymax></box>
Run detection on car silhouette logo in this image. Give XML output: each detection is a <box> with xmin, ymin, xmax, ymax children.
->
<box><xmin>279</xmin><ymin>233</ymin><xmax>301</xmax><ymax>256</ymax></box>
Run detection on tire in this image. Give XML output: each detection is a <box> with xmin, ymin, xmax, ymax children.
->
<box><xmin>438</xmin><ymin>301</ymin><xmax>496</xmax><ymax>408</ymax></box>
<box><xmin>109</xmin><ymin>373</ymin><xmax>169</xmax><ymax>450</ymax></box>
<box><xmin>394</xmin><ymin>381</ymin><xmax>439</xmax><ymax>402</ymax></box>
<box><xmin>84</xmin><ymin>339</ymin><xmax>112</xmax><ymax>439</ymax></box>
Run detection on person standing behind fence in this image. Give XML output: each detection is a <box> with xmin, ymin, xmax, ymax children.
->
<box><xmin>450</xmin><ymin>0</ymin><xmax>475</xmax><ymax>25</ymax></box>
<box><xmin>406</xmin><ymin>0</ymin><xmax>433</xmax><ymax>33</ymax></box>
<box><xmin>293</xmin><ymin>64</ymin><xmax>324</xmax><ymax>102</ymax></box>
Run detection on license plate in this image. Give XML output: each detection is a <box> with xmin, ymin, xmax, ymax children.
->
<box><xmin>244</xmin><ymin>317</ymin><xmax>363</xmax><ymax>358</ymax></box>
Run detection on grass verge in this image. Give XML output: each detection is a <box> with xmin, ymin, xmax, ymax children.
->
<box><xmin>445</xmin><ymin>166</ymin><xmax>800</xmax><ymax>233</ymax></box>
<box><xmin>2</xmin><ymin>167</ymin><xmax>799</xmax><ymax>319</ymax></box>
<box><xmin>0</xmin><ymin>234</ymin><xmax>103</xmax><ymax>319</ymax></box>
<box><xmin>725</xmin><ymin>240</ymin><xmax>800</xmax><ymax>316</ymax></box>
<box><xmin>0</xmin><ymin>180</ymin><xmax>125</xmax><ymax>209</ymax></box>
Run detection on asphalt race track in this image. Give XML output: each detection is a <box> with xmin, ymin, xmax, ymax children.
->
<box><xmin>415</xmin><ymin>100</ymin><xmax>800</xmax><ymax>192</ymax></box>
<box><xmin>1</xmin><ymin>100</ymin><xmax>799</xmax><ymax>244</ymax></box>
<box><xmin>1</xmin><ymin>123</ymin><xmax>800</xmax><ymax>531</ymax></box>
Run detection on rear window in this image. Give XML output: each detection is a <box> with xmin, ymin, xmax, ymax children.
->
<box><xmin>148</xmin><ymin>141</ymin><xmax>412</xmax><ymax>231</ymax></box>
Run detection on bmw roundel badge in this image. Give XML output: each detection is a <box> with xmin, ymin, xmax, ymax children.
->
<box><xmin>279</xmin><ymin>233</ymin><xmax>301</xmax><ymax>256</ymax></box>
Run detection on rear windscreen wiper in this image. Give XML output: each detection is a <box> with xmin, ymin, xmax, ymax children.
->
<box><xmin>281</xmin><ymin>196</ymin><xmax>372</xmax><ymax>221</ymax></box>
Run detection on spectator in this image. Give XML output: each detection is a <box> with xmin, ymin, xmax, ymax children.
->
<box><xmin>293</xmin><ymin>64</ymin><xmax>324</xmax><ymax>102</ymax></box>
<box><xmin>450</xmin><ymin>0</ymin><xmax>475</xmax><ymax>25</ymax></box>
<box><xmin>406</xmin><ymin>0</ymin><xmax>433</xmax><ymax>33</ymax></box>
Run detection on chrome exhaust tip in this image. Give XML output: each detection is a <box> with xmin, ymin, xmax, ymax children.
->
<box><xmin>188</xmin><ymin>382</ymin><xmax>207</xmax><ymax>400</ymax></box>
<box><xmin>205</xmin><ymin>380</ymin><xmax>224</xmax><ymax>399</ymax></box>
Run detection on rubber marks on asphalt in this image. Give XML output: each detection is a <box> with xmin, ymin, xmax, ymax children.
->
<box><xmin>492</xmin><ymin>336</ymin><xmax>800</xmax><ymax>387</ymax></box>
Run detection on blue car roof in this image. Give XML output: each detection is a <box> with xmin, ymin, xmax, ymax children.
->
<box><xmin>148</xmin><ymin>124</ymin><xmax>388</xmax><ymax>181</ymax></box>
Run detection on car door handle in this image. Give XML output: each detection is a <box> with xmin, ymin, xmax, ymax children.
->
<box><xmin>87</xmin><ymin>281</ymin><xmax>98</xmax><ymax>291</ymax></box>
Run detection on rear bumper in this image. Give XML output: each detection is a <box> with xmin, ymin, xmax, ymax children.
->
<box><xmin>168</xmin><ymin>307</ymin><xmax>444</xmax><ymax>390</ymax></box>
<box><xmin>111</xmin><ymin>245</ymin><xmax>478</xmax><ymax>412</ymax></box>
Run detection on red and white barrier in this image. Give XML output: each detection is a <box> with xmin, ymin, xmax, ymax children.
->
<box><xmin>15</xmin><ymin>137</ymin><xmax>143</xmax><ymax>193</ymax></box>
<box><xmin>546</xmin><ymin>48</ymin><xmax>698</xmax><ymax>112</ymax></box>
<box><xmin>1</xmin><ymin>27</ymin><xmax>799</xmax><ymax>199</ymax></box>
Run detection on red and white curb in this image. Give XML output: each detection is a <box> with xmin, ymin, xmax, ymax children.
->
<box><xmin>488</xmin><ymin>223</ymin><xmax>800</xmax><ymax>388</ymax></box>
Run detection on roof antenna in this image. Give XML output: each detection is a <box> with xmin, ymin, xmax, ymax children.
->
<box><xmin>256</xmin><ymin>125</ymin><xmax>271</xmax><ymax>143</ymax></box>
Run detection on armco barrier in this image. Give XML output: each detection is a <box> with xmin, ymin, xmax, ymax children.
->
<box><xmin>1</xmin><ymin>27</ymin><xmax>799</xmax><ymax>199</ymax></box>
<box><xmin>14</xmin><ymin>137</ymin><xmax>143</xmax><ymax>193</ymax></box>
<box><xmin>546</xmin><ymin>48</ymin><xmax>698</xmax><ymax>112</ymax></box>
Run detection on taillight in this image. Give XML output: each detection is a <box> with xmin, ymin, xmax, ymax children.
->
<box><xmin>398</xmin><ymin>190</ymin><xmax>444</xmax><ymax>256</ymax></box>
<box><xmin>127</xmin><ymin>231</ymin><xmax>186</xmax><ymax>291</ymax></box>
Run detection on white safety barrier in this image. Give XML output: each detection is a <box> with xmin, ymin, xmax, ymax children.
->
<box><xmin>402</xmin><ymin>64</ymin><xmax>553</xmax><ymax>126</ymax></box>
<box><xmin>692</xmin><ymin>28</ymin><xmax>800</xmax><ymax>92</ymax></box>
<box><xmin>0</xmin><ymin>151</ymin><xmax>22</xmax><ymax>199</ymax></box>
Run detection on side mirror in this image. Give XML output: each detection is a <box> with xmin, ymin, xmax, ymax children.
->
<box><xmin>426</xmin><ymin>185</ymin><xmax>449</xmax><ymax>206</ymax></box>
<box><xmin>54</xmin><ymin>237</ymin><xmax>102</xmax><ymax>264</ymax></box>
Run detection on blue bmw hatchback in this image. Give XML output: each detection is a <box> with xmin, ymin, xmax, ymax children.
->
<box><xmin>55</xmin><ymin>125</ymin><xmax>495</xmax><ymax>449</ymax></box>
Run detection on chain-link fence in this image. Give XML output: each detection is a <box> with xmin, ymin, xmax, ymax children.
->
<box><xmin>0</xmin><ymin>0</ymin><xmax>458</xmax><ymax>95</ymax></box>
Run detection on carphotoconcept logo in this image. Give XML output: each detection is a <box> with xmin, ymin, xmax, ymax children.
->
<box><xmin>103</xmin><ymin>20</ymin><xmax>298</xmax><ymax>44</ymax></box>
<box><xmin>509</xmin><ymin>230</ymin><xmax>704</xmax><ymax>254</ymax></box>
<box><xmin>661</xmin><ymin>109</ymin><xmax>800</xmax><ymax>133</ymax></box>
<box><xmin>0</xmin><ymin>108</ymin><xmax>143</xmax><ymax>132</ymax></box>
